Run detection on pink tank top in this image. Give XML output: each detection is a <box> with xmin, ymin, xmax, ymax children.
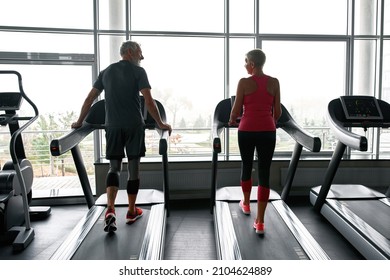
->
<box><xmin>238</xmin><ymin>75</ymin><xmax>276</xmax><ymax>132</ymax></box>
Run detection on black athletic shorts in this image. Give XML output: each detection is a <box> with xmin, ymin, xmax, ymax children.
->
<box><xmin>105</xmin><ymin>125</ymin><xmax>146</xmax><ymax>160</ymax></box>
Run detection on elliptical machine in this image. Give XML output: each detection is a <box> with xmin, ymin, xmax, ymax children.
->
<box><xmin>0</xmin><ymin>70</ymin><xmax>50</xmax><ymax>251</ymax></box>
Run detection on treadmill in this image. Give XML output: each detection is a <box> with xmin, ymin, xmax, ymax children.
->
<box><xmin>49</xmin><ymin>97</ymin><xmax>170</xmax><ymax>260</ymax></box>
<box><xmin>311</xmin><ymin>96</ymin><xmax>390</xmax><ymax>260</ymax></box>
<box><xmin>210</xmin><ymin>97</ymin><xmax>330</xmax><ymax>260</ymax></box>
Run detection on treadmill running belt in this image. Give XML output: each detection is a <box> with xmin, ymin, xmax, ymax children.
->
<box><xmin>341</xmin><ymin>200</ymin><xmax>390</xmax><ymax>239</ymax></box>
<box><xmin>229</xmin><ymin>202</ymin><xmax>309</xmax><ymax>260</ymax></box>
<box><xmin>72</xmin><ymin>206</ymin><xmax>151</xmax><ymax>260</ymax></box>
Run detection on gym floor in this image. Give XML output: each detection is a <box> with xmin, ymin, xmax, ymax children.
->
<box><xmin>0</xmin><ymin>197</ymin><xmax>363</xmax><ymax>260</ymax></box>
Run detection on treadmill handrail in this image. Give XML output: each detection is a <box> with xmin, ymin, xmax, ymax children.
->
<box><xmin>50</xmin><ymin>122</ymin><xmax>96</xmax><ymax>156</ymax></box>
<box><xmin>277</xmin><ymin>104</ymin><xmax>321</xmax><ymax>152</ymax></box>
<box><xmin>211</xmin><ymin>99</ymin><xmax>321</xmax><ymax>153</ymax></box>
<box><xmin>50</xmin><ymin>98</ymin><xmax>169</xmax><ymax>156</ymax></box>
<box><xmin>327</xmin><ymin>99</ymin><xmax>367</xmax><ymax>151</ymax></box>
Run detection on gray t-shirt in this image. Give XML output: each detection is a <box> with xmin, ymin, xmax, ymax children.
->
<box><xmin>93</xmin><ymin>60</ymin><xmax>151</xmax><ymax>127</ymax></box>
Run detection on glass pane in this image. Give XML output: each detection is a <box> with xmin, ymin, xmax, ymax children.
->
<box><xmin>99</xmin><ymin>36</ymin><xmax>224</xmax><ymax>159</ymax></box>
<box><xmin>259</xmin><ymin>0</ymin><xmax>348</xmax><ymax>35</ymax></box>
<box><xmin>0</xmin><ymin>32</ymin><xmax>94</xmax><ymax>53</ymax></box>
<box><xmin>98</xmin><ymin>35</ymin><xmax>127</xmax><ymax>70</ymax></box>
<box><xmin>0</xmin><ymin>0</ymin><xmax>93</xmax><ymax>29</ymax></box>
<box><xmin>262</xmin><ymin>41</ymin><xmax>347</xmax><ymax>151</ymax></box>
<box><xmin>0</xmin><ymin>64</ymin><xmax>94</xmax><ymax>197</ymax></box>
<box><xmin>131</xmin><ymin>0</ymin><xmax>224</xmax><ymax>32</ymax></box>
<box><xmin>379</xmin><ymin>40</ymin><xmax>390</xmax><ymax>157</ymax></box>
<box><xmin>382</xmin><ymin>40</ymin><xmax>390</xmax><ymax>101</ymax></box>
<box><xmin>229</xmin><ymin>38</ymin><xmax>256</xmax><ymax>97</ymax></box>
<box><xmin>99</xmin><ymin>0</ymin><xmax>126</xmax><ymax>30</ymax></box>
<box><xmin>354</xmin><ymin>0</ymin><xmax>378</xmax><ymax>35</ymax></box>
<box><xmin>379</xmin><ymin>129</ymin><xmax>390</xmax><ymax>159</ymax></box>
<box><xmin>135</xmin><ymin>36</ymin><xmax>224</xmax><ymax>157</ymax></box>
<box><xmin>350</xmin><ymin>127</ymin><xmax>375</xmax><ymax>157</ymax></box>
<box><xmin>230</xmin><ymin>0</ymin><xmax>255</xmax><ymax>33</ymax></box>
<box><xmin>384</xmin><ymin>0</ymin><xmax>390</xmax><ymax>35</ymax></box>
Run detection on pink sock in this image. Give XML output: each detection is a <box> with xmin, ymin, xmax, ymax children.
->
<box><xmin>257</xmin><ymin>185</ymin><xmax>270</xmax><ymax>202</ymax></box>
<box><xmin>241</xmin><ymin>179</ymin><xmax>252</xmax><ymax>193</ymax></box>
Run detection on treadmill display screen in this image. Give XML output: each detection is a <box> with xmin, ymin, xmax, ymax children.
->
<box><xmin>340</xmin><ymin>96</ymin><xmax>383</xmax><ymax>120</ymax></box>
<box><xmin>0</xmin><ymin>92</ymin><xmax>22</xmax><ymax>111</ymax></box>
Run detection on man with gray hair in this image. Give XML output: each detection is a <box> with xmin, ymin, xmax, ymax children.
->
<box><xmin>72</xmin><ymin>40</ymin><xmax>172</xmax><ymax>232</ymax></box>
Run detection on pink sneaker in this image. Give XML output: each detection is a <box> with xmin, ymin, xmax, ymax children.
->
<box><xmin>239</xmin><ymin>200</ymin><xmax>251</xmax><ymax>215</ymax></box>
<box><xmin>253</xmin><ymin>221</ymin><xmax>265</xmax><ymax>234</ymax></box>
<box><xmin>104</xmin><ymin>208</ymin><xmax>117</xmax><ymax>232</ymax></box>
<box><xmin>126</xmin><ymin>207</ymin><xmax>143</xmax><ymax>224</ymax></box>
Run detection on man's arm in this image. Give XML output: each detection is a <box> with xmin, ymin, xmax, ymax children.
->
<box><xmin>71</xmin><ymin>87</ymin><xmax>101</xmax><ymax>128</ymax></box>
<box><xmin>140</xmin><ymin>88</ymin><xmax>172</xmax><ymax>135</ymax></box>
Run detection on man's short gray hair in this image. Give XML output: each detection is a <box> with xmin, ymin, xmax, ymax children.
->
<box><xmin>120</xmin><ymin>41</ymin><xmax>140</xmax><ymax>56</ymax></box>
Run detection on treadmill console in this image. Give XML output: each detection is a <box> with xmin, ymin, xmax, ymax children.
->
<box><xmin>340</xmin><ymin>96</ymin><xmax>383</xmax><ymax>121</ymax></box>
<box><xmin>0</xmin><ymin>92</ymin><xmax>23</xmax><ymax>111</ymax></box>
<box><xmin>0</xmin><ymin>92</ymin><xmax>22</xmax><ymax>125</ymax></box>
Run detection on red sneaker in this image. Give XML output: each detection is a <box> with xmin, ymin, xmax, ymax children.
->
<box><xmin>126</xmin><ymin>207</ymin><xmax>143</xmax><ymax>224</ymax></box>
<box><xmin>253</xmin><ymin>220</ymin><xmax>265</xmax><ymax>234</ymax></box>
<box><xmin>239</xmin><ymin>200</ymin><xmax>251</xmax><ymax>215</ymax></box>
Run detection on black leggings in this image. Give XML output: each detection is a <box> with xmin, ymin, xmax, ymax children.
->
<box><xmin>238</xmin><ymin>131</ymin><xmax>276</xmax><ymax>187</ymax></box>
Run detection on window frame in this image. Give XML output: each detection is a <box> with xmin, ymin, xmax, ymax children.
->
<box><xmin>0</xmin><ymin>0</ymin><xmax>388</xmax><ymax>161</ymax></box>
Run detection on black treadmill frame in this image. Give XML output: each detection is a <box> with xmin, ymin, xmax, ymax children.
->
<box><xmin>49</xmin><ymin>98</ymin><xmax>170</xmax><ymax>260</ymax></box>
<box><xmin>311</xmin><ymin>96</ymin><xmax>390</xmax><ymax>260</ymax></box>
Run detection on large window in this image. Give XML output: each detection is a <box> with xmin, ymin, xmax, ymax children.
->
<box><xmin>129</xmin><ymin>0</ymin><xmax>224</xmax><ymax>32</ymax></box>
<box><xmin>263</xmin><ymin>40</ymin><xmax>346</xmax><ymax>152</ymax></box>
<box><xmin>1</xmin><ymin>0</ymin><xmax>390</xmax><ymax>195</ymax></box>
<box><xmin>0</xmin><ymin>64</ymin><xmax>94</xmax><ymax>196</ymax></box>
<box><xmin>259</xmin><ymin>0</ymin><xmax>348</xmax><ymax>35</ymax></box>
<box><xmin>99</xmin><ymin>35</ymin><xmax>225</xmax><ymax>159</ymax></box>
<box><xmin>0</xmin><ymin>0</ymin><xmax>93</xmax><ymax>29</ymax></box>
